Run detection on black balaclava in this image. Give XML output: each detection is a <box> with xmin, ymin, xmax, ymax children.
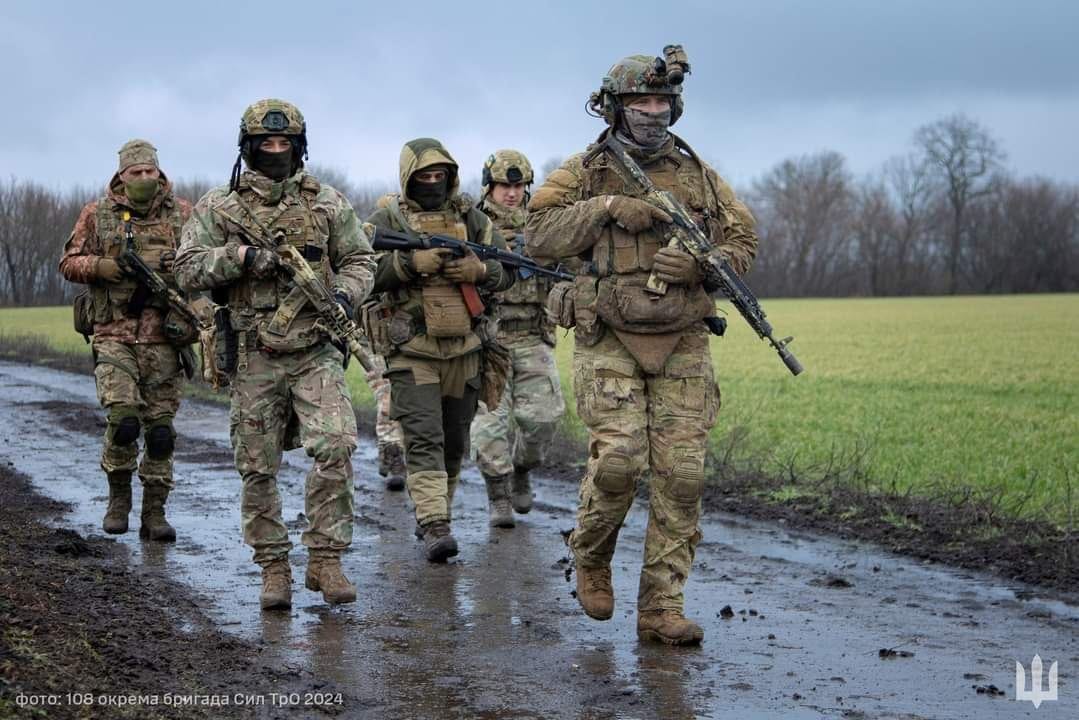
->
<box><xmin>247</xmin><ymin>137</ymin><xmax>302</xmax><ymax>180</ymax></box>
<box><xmin>408</xmin><ymin>170</ymin><xmax>451</xmax><ymax>211</ymax></box>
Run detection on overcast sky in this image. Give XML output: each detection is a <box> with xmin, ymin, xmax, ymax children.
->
<box><xmin>2</xmin><ymin>0</ymin><xmax>1077</xmax><ymax>193</ymax></box>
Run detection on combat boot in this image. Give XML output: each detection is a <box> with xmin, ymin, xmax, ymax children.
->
<box><xmin>305</xmin><ymin>555</ymin><xmax>357</xmax><ymax>604</ymax></box>
<box><xmin>139</xmin><ymin>484</ymin><xmax>176</xmax><ymax>542</ymax></box>
<box><xmin>260</xmin><ymin>560</ymin><xmax>292</xmax><ymax>610</ymax></box>
<box><xmin>484</xmin><ymin>475</ymin><xmax>516</xmax><ymax>528</ymax></box>
<box><xmin>102</xmin><ymin>471</ymin><xmax>132</xmax><ymax>534</ymax></box>
<box><xmin>575</xmin><ymin>564</ymin><xmax>614</xmax><ymax>620</ymax></box>
<box><xmin>511</xmin><ymin>466</ymin><xmax>533</xmax><ymax>514</ymax></box>
<box><xmin>421</xmin><ymin>521</ymin><xmax>459</xmax><ymax>563</ymax></box>
<box><xmin>379</xmin><ymin>443</ymin><xmax>406</xmax><ymax>492</ymax></box>
<box><xmin>637</xmin><ymin>610</ymin><xmax>704</xmax><ymax>646</ymax></box>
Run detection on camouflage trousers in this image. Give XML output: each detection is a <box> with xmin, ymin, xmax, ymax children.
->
<box><xmin>364</xmin><ymin>351</ymin><xmax>405</xmax><ymax>450</ymax></box>
<box><xmin>93</xmin><ymin>340</ymin><xmax>182</xmax><ymax>488</ymax></box>
<box><xmin>471</xmin><ymin>335</ymin><xmax>565</xmax><ymax>478</ymax></box>
<box><xmin>229</xmin><ymin>342</ymin><xmax>357</xmax><ymax>566</ymax></box>
<box><xmin>570</xmin><ymin>328</ymin><xmax>720</xmax><ymax>614</ymax></box>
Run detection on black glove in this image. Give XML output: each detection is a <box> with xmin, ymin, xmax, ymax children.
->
<box><xmin>242</xmin><ymin>246</ymin><xmax>278</xmax><ymax>279</ymax></box>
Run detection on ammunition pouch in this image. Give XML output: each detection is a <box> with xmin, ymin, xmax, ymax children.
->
<box><xmin>212</xmin><ymin>306</ymin><xmax>238</xmax><ymax>379</ymax></box>
<box><xmin>163</xmin><ymin>306</ymin><xmax>200</xmax><ymax>347</ymax></box>
<box><xmin>73</xmin><ymin>289</ymin><xmax>95</xmax><ymax>342</ymax></box>
<box><xmin>421</xmin><ymin>283</ymin><xmax>471</xmax><ymax>338</ymax></box>
<box><xmin>546</xmin><ymin>281</ymin><xmax>576</xmax><ymax>330</ymax></box>
<box><xmin>595</xmin><ymin>275</ymin><xmax>711</xmax><ymax>335</ymax></box>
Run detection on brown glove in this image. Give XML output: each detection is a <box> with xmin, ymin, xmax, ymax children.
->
<box><xmin>607</xmin><ymin>196</ymin><xmax>672</xmax><ymax>234</ymax></box>
<box><xmin>652</xmin><ymin>246</ymin><xmax>702</xmax><ymax>286</ymax></box>
<box><xmin>159</xmin><ymin>250</ymin><xmax>176</xmax><ymax>273</ymax></box>
<box><xmin>96</xmin><ymin>257</ymin><xmax>124</xmax><ymax>283</ymax></box>
<box><xmin>443</xmin><ymin>250</ymin><xmax>488</xmax><ymax>283</ymax></box>
<box><xmin>409</xmin><ymin>247</ymin><xmax>453</xmax><ymax>275</ymax></box>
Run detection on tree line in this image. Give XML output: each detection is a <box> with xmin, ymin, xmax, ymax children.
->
<box><xmin>1</xmin><ymin>113</ymin><xmax>1075</xmax><ymax>307</ymax></box>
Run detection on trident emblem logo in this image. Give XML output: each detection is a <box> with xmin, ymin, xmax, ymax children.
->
<box><xmin>1016</xmin><ymin>655</ymin><xmax>1058</xmax><ymax>708</ymax></box>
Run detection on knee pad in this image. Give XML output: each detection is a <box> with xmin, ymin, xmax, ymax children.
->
<box><xmin>111</xmin><ymin>414</ymin><xmax>141</xmax><ymax>447</ymax></box>
<box><xmin>145</xmin><ymin>423</ymin><xmax>175</xmax><ymax>460</ymax></box>
<box><xmin>666</xmin><ymin>454</ymin><xmax>704</xmax><ymax>502</ymax></box>
<box><xmin>593</xmin><ymin>451</ymin><xmax>636</xmax><ymax>494</ymax></box>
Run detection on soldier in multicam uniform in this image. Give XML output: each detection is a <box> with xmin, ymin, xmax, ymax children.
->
<box><xmin>59</xmin><ymin>139</ymin><xmax>193</xmax><ymax>543</ymax></box>
<box><xmin>469</xmin><ymin>150</ymin><xmax>565</xmax><ymax>527</ymax></box>
<box><xmin>364</xmin><ymin>138</ymin><xmax>513</xmax><ymax>562</ymax></box>
<box><xmin>175</xmin><ymin>99</ymin><xmax>375</xmax><ymax>610</ymax></box>
<box><xmin>527</xmin><ymin>49</ymin><xmax>758</xmax><ymax>645</ymax></box>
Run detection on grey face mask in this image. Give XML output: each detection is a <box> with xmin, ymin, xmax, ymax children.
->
<box><xmin>622</xmin><ymin>107</ymin><xmax>672</xmax><ymax>148</ymax></box>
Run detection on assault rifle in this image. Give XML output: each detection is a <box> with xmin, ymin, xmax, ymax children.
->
<box><xmin>371</xmin><ymin>227</ymin><xmax>575</xmax><ymax>316</ymax></box>
<box><xmin>219</xmin><ymin>203</ymin><xmax>376</xmax><ymax>373</ymax></box>
<box><xmin>371</xmin><ymin>228</ymin><xmax>575</xmax><ymax>282</ymax></box>
<box><xmin>117</xmin><ymin>212</ymin><xmax>204</xmax><ymax>344</ymax></box>
<box><xmin>584</xmin><ymin>134</ymin><xmax>804</xmax><ymax>376</ymax></box>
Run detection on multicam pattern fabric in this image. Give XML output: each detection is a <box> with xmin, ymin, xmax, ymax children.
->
<box><xmin>93</xmin><ymin>340</ymin><xmax>182</xmax><ymax>488</ymax></box>
<box><xmin>230</xmin><ymin>343</ymin><xmax>357</xmax><ymax>565</ymax></box>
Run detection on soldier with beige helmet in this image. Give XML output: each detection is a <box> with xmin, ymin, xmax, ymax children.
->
<box><xmin>175</xmin><ymin>99</ymin><xmax>376</xmax><ymax>610</ymax></box>
<box><xmin>527</xmin><ymin>46</ymin><xmax>759</xmax><ymax>645</ymax></box>
<box><xmin>470</xmin><ymin>149</ymin><xmax>566</xmax><ymax>527</ymax></box>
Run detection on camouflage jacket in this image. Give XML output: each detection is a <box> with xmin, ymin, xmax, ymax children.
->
<box><xmin>59</xmin><ymin>173</ymin><xmax>192</xmax><ymax>344</ymax></box>
<box><xmin>478</xmin><ymin>197</ymin><xmax>556</xmax><ymax>345</ymax></box>
<box><xmin>526</xmin><ymin>131</ymin><xmax>757</xmax><ymax>338</ymax></box>
<box><xmin>174</xmin><ymin>169</ymin><xmax>375</xmax><ymax>353</ymax></box>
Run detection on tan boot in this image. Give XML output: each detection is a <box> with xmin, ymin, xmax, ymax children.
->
<box><xmin>305</xmin><ymin>555</ymin><xmax>357</xmax><ymax>604</ymax></box>
<box><xmin>260</xmin><ymin>560</ymin><xmax>292</xmax><ymax>610</ymax></box>
<box><xmin>575</xmin><ymin>564</ymin><xmax>614</xmax><ymax>620</ymax></box>
<box><xmin>421</xmin><ymin>521</ymin><xmax>459</xmax><ymax>563</ymax></box>
<box><xmin>139</xmin><ymin>484</ymin><xmax>176</xmax><ymax>542</ymax></box>
<box><xmin>484</xmin><ymin>475</ymin><xmax>516</xmax><ymax>528</ymax></box>
<box><xmin>379</xmin><ymin>443</ymin><xmax>406</xmax><ymax>492</ymax></box>
<box><xmin>102</xmin><ymin>471</ymin><xmax>132</xmax><ymax>534</ymax></box>
<box><xmin>510</xmin><ymin>466</ymin><xmax>533</xmax><ymax>514</ymax></box>
<box><xmin>637</xmin><ymin>610</ymin><xmax>704</xmax><ymax>646</ymax></box>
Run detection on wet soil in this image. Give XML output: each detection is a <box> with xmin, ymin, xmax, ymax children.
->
<box><xmin>1</xmin><ymin>361</ymin><xmax>1077</xmax><ymax>719</ymax></box>
<box><xmin>0</xmin><ymin>464</ymin><xmax>350</xmax><ymax>720</ymax></box>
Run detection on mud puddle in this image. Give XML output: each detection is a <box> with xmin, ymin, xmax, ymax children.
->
<box><xmin>1</xmin><ymin>361</ymin><xmax>1077</xmax><ymax>719</ymax></box>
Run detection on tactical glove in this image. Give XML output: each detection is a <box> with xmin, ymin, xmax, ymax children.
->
<box><xmin>652</xmin><ymin>246</ymin><xmax>702</xmax><ymax>286</ymax></box>
<box><xmin>409</xmin><ymin>248</ymin><xmax>452</xmax><ymax>275</ymax></box>
<box><xmin>159</xmin><ymin>250</ymin><xmax>176</xmax><ymax>273</ymax></box>
<box><xmin>607</xmin><ymin>196</ymin><xmax>672</xmax><ymax>234</ymax></box>
<box><xmin>443</xmin><ymin>251</ymin><xmax>487</xmax><ymax>284</ymax></box>
<box><xmin>242</xmin><ymin>246</ymin><xmax>279</xmax><ymax>279</ymax></box>
<box><xmin>96</xmin><ymin>257</ymin><xmax>124</xmax><ymax>283</ymax></box>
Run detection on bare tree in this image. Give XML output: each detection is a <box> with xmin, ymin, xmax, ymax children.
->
<box><xmin>914</xmin><ymin>114</ymin><xmax>1005</xmax><ymax>293</ymax></box>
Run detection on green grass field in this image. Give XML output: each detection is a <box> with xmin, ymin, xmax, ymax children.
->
<box><xmin>3</xmin><ymin>294</ymin><xmax>1076</xmax><ymax>522</ymax></box>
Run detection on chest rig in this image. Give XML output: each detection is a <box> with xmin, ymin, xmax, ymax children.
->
<box><xmin>92</xmin><ymin>197</ymin><xmax>184</xmax><ymax>323</ymax></box>
<box><xmin>490</xmin><ymin>220</ymin><xmax>552</xmax><ymax>335</ymax></box>
<box><xmin>581</xmin><ymin>142</ymin><xmax>717</xmax><ymax>277</ymax></box>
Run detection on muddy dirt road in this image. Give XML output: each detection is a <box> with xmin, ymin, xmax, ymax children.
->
<box><xmin>1</xmin><ymin>361</ymin><xmax>1076</xmax><ymax>719</ymax></box>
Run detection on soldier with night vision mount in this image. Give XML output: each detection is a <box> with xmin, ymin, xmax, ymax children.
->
<box><xmin>527</xmin><ymin>45</ymin><xmax>759</xmax><ymax>645</ymax></box>
<box><xmin>470</xmin><ymin>149</ymin><xmax>566</xmax><ymax>527</ymax></box>
<box><xmin>175</xmin><ymin>99</ymin><xmax>376</xmax><ymax>610</ymax></box>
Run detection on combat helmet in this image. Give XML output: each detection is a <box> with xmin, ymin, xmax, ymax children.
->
<box><xmin>588</xmin><ymin>44</ymin><xmax>690</xmax><ymax>127</ymax></box>
<box><xmin>481</xmin><ymin>149</ymin><xmax>534</xmax><ymax>199</ymax></box>
<box><xmin>230</xmin><ymin>98</ymin><xmax>308</xmax><ymax>190</ymax></box>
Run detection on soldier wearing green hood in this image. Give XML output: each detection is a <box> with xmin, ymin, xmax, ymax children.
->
<box><xmin>175</xmin><ymin>99</ymin><xmax>376</xmax><ymax>610</ymax></box>
<box><xmin>469</xmin><ymin>149</ymin><xmax>566</xmax><ymax>527</ymax></box>
<box><xmin>364</xmin><ymin>138</ymin><xmax>514</xmax><ymax>563</ymax></box>
<box><xmin>527</xmin><ymin>47</ymin><xmax>759</xmax><ymax>645</ymax></box>
<box><xmin>59</xmin><ymin>139</ymin><xmax>193</xmax><ymax>544</ymax></box>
